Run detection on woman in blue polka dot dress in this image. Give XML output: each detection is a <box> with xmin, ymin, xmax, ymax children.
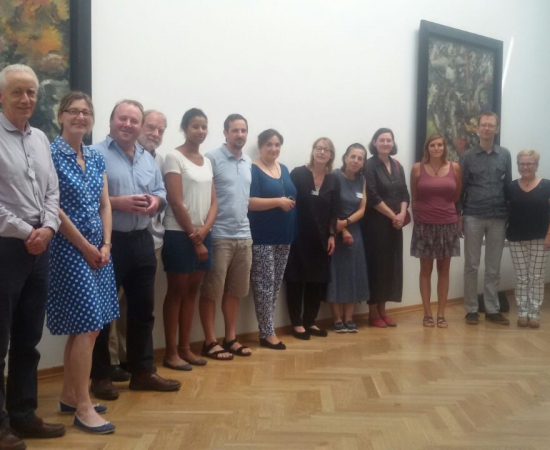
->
<box><xmin>47</xmin><ymin>92</ymin><xmax>118</xmax><ymax>434</ymax></box>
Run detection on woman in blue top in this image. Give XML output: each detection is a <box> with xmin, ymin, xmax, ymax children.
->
<box><xmin>48</xmin><ymin>92</ymin><xmax>118</xmax><ymax>434</ymax></box>
<box><xmin>249</xmin><ymin>129</ymin><xmax>297</xmax><ymax>350</ymax></box>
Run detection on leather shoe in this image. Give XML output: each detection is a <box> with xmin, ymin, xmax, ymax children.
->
<box><xmin>129</xmin><ymin>372</ymin><xmax>181</xmax><ymax>392</ymax></box>
<box><xmin>291</xmin><ymin>329</ymin><xmax>310</xmax><ymax>340</ymax></box>
<box><xmin>306</xmin><ymin>327</ymin><xmax>328</xmax><ymax>337</ymax></box>
<box><xmin>0</xmin><ymin>427</ymin><xmax>26</xmax><ymax>450</ymax></box>
<box><xmin>91</xmin><ymin>378</ymin><xmax>119</xmax><ymax>400</ymax></box>
<box><xmin>110</xmin><ymin>364</ymin><xmax>131</xmax><ymax>382</ymax></box>
<box><xmin>10</xmin><ymin>417</ymin><xmax>65</xmax><ymax>439</ymax></box>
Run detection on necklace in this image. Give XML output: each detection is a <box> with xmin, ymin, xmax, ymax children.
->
<box><xmin>260</xmin><ymin>158</ymin><xmax>280</xmax><ymax>179</ymax></box>
<box><xmin>428</xmin><ymin>161</ymin><xmax>443</xmax><ymax>176</ymax></box>
<box><xmin>260</xmin><ymin>157</ymin><xmax>285</xmax><ymax>196</ymax></box>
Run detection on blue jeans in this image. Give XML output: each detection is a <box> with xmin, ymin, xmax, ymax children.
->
<box><xmin>0</xmin><ymin>237</ymin><xmax>50</xmax><ymax>427</ymax></box>
<box><xmin>463</xmin><ymin>216</ymin><xmax>507</xmax><ymax>314</ymax></box>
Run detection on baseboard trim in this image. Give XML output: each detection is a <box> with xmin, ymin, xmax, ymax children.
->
<box><xmin>36</xmin><ymin>293</ymin><xmax>505</xmax><ymax>380</ymax></box>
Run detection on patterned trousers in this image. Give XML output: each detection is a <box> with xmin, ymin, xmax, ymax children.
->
<box><xmin>250</xmin><ymin>245</ymin><xmax>291</xmax><ymax>339</ymax></box>
<box><xmin>509</xmin><ymin>239</ymin><xmax>550</xmax><ymax>319</ymax></box>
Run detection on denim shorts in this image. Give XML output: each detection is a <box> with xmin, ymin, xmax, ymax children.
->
<box><xmin>162</xmin><ymin>230</ymin><xmax>213</xmax><ymax>274</ymax></box>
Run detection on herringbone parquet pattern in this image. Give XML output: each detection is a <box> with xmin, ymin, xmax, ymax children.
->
<box><xmin>28</xmin><ymin>292</ymin><xmax>550</xmax><ymax>449</ymax></box>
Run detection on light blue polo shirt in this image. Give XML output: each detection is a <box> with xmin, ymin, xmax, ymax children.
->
<box><xmin>206</xmin><ymin>144</ymin><xmax>251</xmax><ymax>239</ymax></box>
<box><xmin>92</xmin><ymin>136</ymin><xmax>166</xmax><ymax>232</ymax></box>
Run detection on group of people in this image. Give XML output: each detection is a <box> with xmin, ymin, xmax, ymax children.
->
<box><xmin>1</xmin><ymin>63</ymin><xmax>548</xmax><ymax>449</ymax></box>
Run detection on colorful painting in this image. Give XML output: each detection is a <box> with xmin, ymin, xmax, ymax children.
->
<box><xmin>416</xmin><ymin>21</ymin><xmax>503</xmax><ymax>162</ymax></box>
<box><xmin>0</xmin><ymin>0</ymin><xmax>70</xmax><ymax>140</ymax></box>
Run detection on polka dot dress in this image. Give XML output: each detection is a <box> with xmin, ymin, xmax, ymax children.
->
<box><xmin>47</xmin><ymin>136</ymin><xmax>119</xmax><ymax>335</ymax></box>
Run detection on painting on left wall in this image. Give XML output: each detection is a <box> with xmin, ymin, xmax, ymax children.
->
<box><xmin>0</xmin><ymin>0</ymin><xmax>91</xmax><ymax>142</ymax></box>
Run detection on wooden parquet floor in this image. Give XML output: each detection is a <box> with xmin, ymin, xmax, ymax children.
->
<box><xmin>28</xmin><ymin>293</ymin><xmax>550</xmax><ymax>450</ymax></box>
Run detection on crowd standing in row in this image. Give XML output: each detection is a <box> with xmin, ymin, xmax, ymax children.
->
<box><xmin>1</xmin><ymin>63</ymin><xmax>549</xmax><ymax>449</ymax></box>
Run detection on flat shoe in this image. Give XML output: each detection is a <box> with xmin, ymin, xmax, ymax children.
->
<box><xmin>162</xmin><ymin>360</ymin><xmax>192</xmax><ymax>371</ymax></box>
<box><xmin>183</xmin><ymin>357</ymin><xmax>207</xmax><ymax>366</ymax></box>
<box><xmin>292</xmin><ymin>329</ymin><xmax>310</xmax><ymax>340</ymax></box>
<box><xmin>529</xmin><ymin>319</ymin><xmax>540</xmax><ymax>329</ymax></box>
<box><xmin>73</xmin><ymin>415</ymin><xmax>115</xmax><ymax>435</ymax></box>
<box><xmin>306</xmin><ymin>327</ymin><xmax>328</xmax><ymax>337</ymax></box>
<box><xmin>259</xmin><ymin>338</ymin><xmax>286</xmax><ymax>350</ymax></box>
<box><xmin>58</xmin><ymin>401</ymin><xmax>107</xmax><ymax>415</ymax></box>
<box><xmin>368</xmin><ymin>317</ymin><xmax>387</xmax><ymax>328</ymax></box>
<box><xmin>517</xmin><ymin>317</ymin><xmax>529</xmax><ymax>327</ymax></box>
<box><xmin>381</xmin><ymin>316</ymin><xmax>397</xmax><ymax>327</ymax></box>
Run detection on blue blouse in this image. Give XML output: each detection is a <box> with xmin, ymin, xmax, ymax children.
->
<box><xmin>248</xmin><ymin>163</ymin><xmax>297</xmax><ymax>245</ymax></box>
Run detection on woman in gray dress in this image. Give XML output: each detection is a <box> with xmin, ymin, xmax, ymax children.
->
<box><xmin>327</xmin><ymin>144</ymin><xmax>369</xmax><ymax>332</ymax></box>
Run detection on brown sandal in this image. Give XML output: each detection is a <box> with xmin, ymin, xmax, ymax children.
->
<box><xmin>423</xmin><ymin>316</ymin><xmax>435</xmax><ymax>327</ymax></box>
<box><xmin>437</xmin><ymin>317</ymin><xmax>448</xmax><ymax>328</ymax></box>
<box><xmin>201</xmin><ymin>342</ymin><xmax>234</xmax><ymax>361</ymax></box>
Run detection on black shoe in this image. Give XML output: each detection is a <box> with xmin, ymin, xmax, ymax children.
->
<box><xmin>292</xmin><ymin>329</ymin><xmax>310</xmax><ymax>340</ymax></box>
<box><xmin>110</xmin><ymin>365</ymin><xmax>131</xmax><ymax>382</ymax></box>
<box><xmin>485</xmin><ymin>313</ymin><xmax>510</xmax><ymax>325</ymax></box>
<box><xmin>465</xmin><ymin>312</ymin><xmax>479</xmax><ymax>325</ymax></box>
<box><xmin>306</xmin><ymin>327</ymin><xmax>328</xmax><ymax>337</ymax></box>
<box><xmin>259</xmin><ymin>338</ymin><xmax>286</xmax><ymax>350</ymax></box>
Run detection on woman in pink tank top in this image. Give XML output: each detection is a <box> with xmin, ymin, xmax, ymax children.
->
<box><xmin>410</xmin><ymin>134</ymin><xmax>462</xmax><ymax>328</ymax></box>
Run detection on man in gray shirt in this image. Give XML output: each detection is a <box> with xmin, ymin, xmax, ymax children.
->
<box><xmin>460</xmin><ymin>111</ymin><xmax>512</xmax><ymax>326</ymax></box>
<box><xmin>0</xmin><ymin>64</ymin><xmax>65</xmax><ymax>449</ymax></box>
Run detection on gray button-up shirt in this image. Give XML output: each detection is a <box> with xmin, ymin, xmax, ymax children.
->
<box><xmin>0</xmin><ymin>113</ymin><xmax>60</xmax><ymax>239</ymax></box>
<box><xmin>92</xmin><ymin>136</ymin><xmax>166</xmax><ymax>232</ymax></box>
<box><xmin>459</xmin><ymin>144</ymin><xmax>512</xmax><ymax>219</ymax></box>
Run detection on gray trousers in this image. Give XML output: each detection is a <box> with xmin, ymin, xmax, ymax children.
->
<box><xmin>463</xmin><ymin>216</ymin><xmax>507</xmax><ymax>314</ymax></box>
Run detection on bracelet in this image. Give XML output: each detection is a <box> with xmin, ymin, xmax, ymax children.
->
<box><xmin>346</xmin><ymin>218</ymin><xmax>351</xmax><ymax>226</ymax></box>
<box><xmin>330</xmin><ymin>232</ymin><xmax>337</xmax><ymax>237</ymax></box>
<box><xmin>342</xmin><ymin>228</ymin><xmax>350</xmax><ymax>234</ymax></box>
<box><xmin>102</xmin><ymin>241</ymin><xmax>112</xmax><ymax>247</ymax></box>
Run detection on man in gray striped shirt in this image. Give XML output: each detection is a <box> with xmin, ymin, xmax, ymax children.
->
<box><xmin>0</xmin><ymin>64</ymin><xmax>65</xmax><ymax>449</ymax></box>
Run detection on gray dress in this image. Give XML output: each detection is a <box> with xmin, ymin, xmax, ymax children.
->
<box><xmin>327</xmin><ymin>169</ymin><xmax>369</xmax><ymax>303</ymax></box>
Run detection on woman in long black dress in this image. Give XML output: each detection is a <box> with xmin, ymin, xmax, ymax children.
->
<box><xmin>361</xmin><ymin>128</ymin><xmax>410</xmax><ymax>328</ymax></box>
<box><xmin>284</xmin><ymin>137</ymin><xmax>340</xmax><ymax>339</ymax></box>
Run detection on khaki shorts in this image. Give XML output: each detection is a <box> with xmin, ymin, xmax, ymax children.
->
<box><xmin>200</xmin><ymin>238</ymin><xmax>252</xmax><ymax>300</ymax></box>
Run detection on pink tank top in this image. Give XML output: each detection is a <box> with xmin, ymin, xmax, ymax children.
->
<box><xmin>415</xmin><ymin>163</ymin><xmax>458</xmax><ymax>224</ymax></box>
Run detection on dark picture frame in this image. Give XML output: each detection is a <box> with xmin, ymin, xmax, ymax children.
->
<box><xmin>70</xmin><ymin>0</ymin><xmax>92</xmax><ymax>96</ymax></box>
<box><xmin>415</xmin><ymin>20</ymin><xmax>503</xmax><ymax>162</ymax></box>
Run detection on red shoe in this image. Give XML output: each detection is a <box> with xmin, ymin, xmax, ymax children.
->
<box><xmin>381</xmin><ymin>316</ymin><xmax>396</xmax><ymax>327</ymax></box>
<box><xmin>368</xmin><ymin>317</ymin><xmax>387</xmax><ymax>328</ymax></box>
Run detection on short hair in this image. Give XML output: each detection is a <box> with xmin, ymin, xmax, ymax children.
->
<box><xmin>258</xmin><ymin>129</ymin><xmax>284</xmax><ymax>147</ymax></box>
<box><xmin>516</xmin><ymin>149</ymin><xmax>540</xmax><ymax>164</ymax></box>
<box><xmin>422</xmin><ymin>134</ymin><xmax>447</xmax><ymax>163</ymax></box>
<box><xmin>369</xmin><ymin>128</ymin><xmax>398</xmax><ymax>156</ymax></box>
<box><xmin>341</xmin><ymin>143</ymin><xmax>367</xmax><ymax>176</ymax></box>
<box><xmin>223</xmin><ymin>114</ymin><xmax>248</xmax><ymax>131</ymax></box>
<box><xmin>307</xmin><ymin>137</ymin><xmax>335</xmax><ymax>173</ymax></box>
<box><xmin>144</xmin><ymin>109</ymin><xmax>167</xmax><ymax>128</ymax></box>
<box><xmin>180</xmin><ymin>108</ymin><xmax>207</xmax><ymax>132</ymax></box>
<box><xmin>0</xmin><ymin>64</ymin><xmax>39</xmax><ymax>91</ymax></box>
<box><xmin>478</xmin><ymin>111</ymin><xmax>500</xmax><ymax>127</ymax></box>
<box><xmin>57</xmin><ymin>91</ymin><xmax>94</xmax><ymax>133</ymax></box>
<box><xmin>109</xmin><ymin>99</ymin><xmax>145</xmax><ymax>123</ymax></box>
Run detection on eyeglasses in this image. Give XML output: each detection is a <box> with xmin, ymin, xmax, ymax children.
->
<box><xmin>518</xmin><ymin>163</ymin><xmax>537</xmax><ymax>168</ymax></box>
<box><xmin>64</xmin><ymin>108</ymin><xmax>93</xmax><ymax>117</ymax></box>
<box><xmin>314</xmin><ymin>146</ymin><xmax>331</xmax><ymax>153</ymax></box>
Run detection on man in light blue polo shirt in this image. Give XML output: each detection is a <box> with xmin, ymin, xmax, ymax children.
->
<box><xmin>199</xmin><ymin>114</ymin><xmax>253</xmax><ymax>360</ymax></box>
<box><xmin>90</xmin><ymin>100</ymin><xmax>180</xmax><ymax>400</ymax></box>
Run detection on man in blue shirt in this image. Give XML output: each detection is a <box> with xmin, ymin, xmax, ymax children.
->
<box><xmin>199</xmin><ymin>115</ymin><xmax>253</xmax><ymax>360</ymax></box>
<box><xmin>90</xmin><ymin>100</ymin><xmax>180</xmax><ymax>400</ymax></box>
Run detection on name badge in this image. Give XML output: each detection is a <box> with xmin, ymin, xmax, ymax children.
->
<box><xmin>311</xmin><ymin>190</ymin><xmax>319</xmax><ymax>196</ymax></box>
<box><xmin>356</xmin><ymin>192</ymin><xmax>363</xmax><ymax>199</ymax></box>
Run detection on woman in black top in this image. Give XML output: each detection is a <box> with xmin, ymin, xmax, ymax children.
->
<box><xmin>361</xmin><ymin>128</ymin><xmax>410</xmax><ymax>328</ymax></box>
<box><xmin>284</xmin><ymin>137</ymin><xmax>340</xmax><ymax>339</ymax></box>
<box><xmin>507</xmin><ymin>149</ymin><xmax>550</xmax><ymax>329</ymax></box>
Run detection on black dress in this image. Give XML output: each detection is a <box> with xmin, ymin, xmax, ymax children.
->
<box><xmin>284</xmin><ymin>165</ymin><xmax>340</xmax><ymax>327</ymax></box>
<box><xmin>361</xmin><ymin>155</ymin><xmax>410</xmax><ymax>304</ymax></box>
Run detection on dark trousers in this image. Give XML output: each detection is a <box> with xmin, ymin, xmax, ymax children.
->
<box><xmin>286</xmin><ymin>281</ymin><xmax>327</xmax><ymax>328</ymax></box>
<box><xmin>91</xmin><ymin>230</ymin><xmax>156</xmax><ymax>379</ymax></box>
<box><xmin>0</xmin><ymin>237</ymin><xmax>49</xmax><ymax>427</ymax></box>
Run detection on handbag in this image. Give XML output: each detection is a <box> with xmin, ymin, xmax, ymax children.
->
<box><xmin>392</xmin><ymin>159</ymin><xmax>411</xmax><ymax>227</ymax></box>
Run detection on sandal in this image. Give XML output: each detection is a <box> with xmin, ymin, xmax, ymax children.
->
<box><xmin>437</xmin><ymin>317</ymin><xmax>448</xmax><ymax>328</ymax></box>
<box><xmin>423</xmin><ymin>316</ymin><xmax>435</xmax><ymax>327</ymax></box>
<box><xmin>200</xmin><ymin>341</ymin><xmax>234</xmax><ymax>361</ymax></box>
<box><xmin>222</xmin><ymin>339</ymin><xmax>252</xmax><ymax>357</ymax></box>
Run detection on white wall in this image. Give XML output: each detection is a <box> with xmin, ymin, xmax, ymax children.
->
<box><xmin>36</xmin><ymin>0</ymin><xmax>550</xmax><ymax>368</ymax></box>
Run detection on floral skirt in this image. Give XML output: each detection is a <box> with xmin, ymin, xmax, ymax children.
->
<box><xmin>410</xmin><ymin>222</ymin><xmax>460</xmax><ymax>259</ymax></box>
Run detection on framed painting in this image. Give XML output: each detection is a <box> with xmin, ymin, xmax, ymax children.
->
<box><xmin>0</xmin><ymin>0</ymin><xmax>91</xmax><ymax>141</ymax></box>
<box><xmin>415</xmin><ymin>20</ymin><xmax>503</xmax><ymax>162</ymax></box>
